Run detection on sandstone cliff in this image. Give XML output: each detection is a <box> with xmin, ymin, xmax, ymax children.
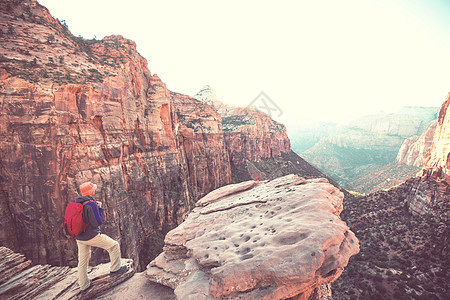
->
<box><xmin>195</xmin><ymin>85</ymin><xmax>303</xmax><ymax>182</ymax></box>
<box><xmin>396</xmin><ymin>122</ymin><xmax>437</xmax><ymax>167</ymax></box>
<box><xmin>421</xmin><ymin>92</ymin><xmax>450</xmax><ymax>183</ymax></box>
<box><xmin>147</xmin><ymin>175</ymin><xmax>359</xmax><ymax>300</ymax></box>
<box><xmin>170</xmin><ymin>91</ymin><xmax>231</xmax><ymax>203</ymax></box>
<box><xmin>402</xmin><ymin>93</ymin><xmax>450</xmax><ymax>215</ymax></box>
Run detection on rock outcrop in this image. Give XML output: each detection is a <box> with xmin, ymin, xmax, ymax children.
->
<box><xmin>396</xmin><ymin>122</ymin><xmax>437</xmax><ymax>167</ymax></box>
<box><xmin>0</xmin><ymin>246</ymin><xmax>135</xmax><ymax>300</ymax></box>
<box><xmin>194</xmin><ymin>85</ymin><xmax>292</xmax><ymax>182</ymax></box>
<box><xmin>396</xmin><ymin>93</ymin><xmax>450</xmax><ymax>215</ymax></box>
<box><xmin>421</xmin><ymin>93</ymin><xmax>450</xmax><ymax>183</ymax></box>
<box><xmin>146</xmin><ymin>174</ymin><xmax>359</xmax><ymax>300</ymax></box>
<box><xmin>170</xmin><ymin>91</ymin><xmax>231</xmax><ymax>202</ymax></box>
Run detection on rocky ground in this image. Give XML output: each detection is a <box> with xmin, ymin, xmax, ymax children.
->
<box><xmin>0</xmin><ymin>246</ymin><xmax>138</xmax><ymax>300</ymax></box>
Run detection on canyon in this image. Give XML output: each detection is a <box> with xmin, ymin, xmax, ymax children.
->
<box><xmin>332</xmin><ymin>95</ymin><xmax>450</xmax><ymax>299</ymax></box>
<box><xmin>0</xmin><ymin>0</ymin><xmax>336</xmax><ymax>280</ymax></box>
<box><xmin>298</xmin><ymin>106</ymin><xmax>439</xmax><ymax>193</ymax></box>
<box><xmin>1</xmin><ymin>0</ymin><xmax>448</xmax><ymax>299</ymax></box>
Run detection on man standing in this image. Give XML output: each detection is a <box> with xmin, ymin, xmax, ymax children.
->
<box><xmin>75</xmin><ymin>181</ymin><xmax>127</xmax><ymax>294</ymax></box>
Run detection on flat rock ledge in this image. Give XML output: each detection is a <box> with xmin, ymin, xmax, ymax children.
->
<box><xmin>146</xmin><ymin>174</ymin><xmax>360</xmax><ymax>300</ymax></box>
<box><xmin>0</xmin><ymin>246</ymin><xmax>135</xmax><ymax>300</ymax></box>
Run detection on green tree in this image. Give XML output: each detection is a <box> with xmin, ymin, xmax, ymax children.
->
<box><xmin>47</xmin><ymin>34</ymin><xmax>55</xmax><ymax>44</ymax></box>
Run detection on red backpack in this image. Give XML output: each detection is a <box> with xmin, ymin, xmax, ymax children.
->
<box><xmin>64</xmin><ymin>201</ymin><xmax>92</xmax><ymax>237</ymax></box>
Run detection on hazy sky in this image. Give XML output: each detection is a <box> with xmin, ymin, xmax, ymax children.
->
<box><xmin>38</xmin><ymin>0</ymin><xmax>450</xmax><ymax>127</ymax></box>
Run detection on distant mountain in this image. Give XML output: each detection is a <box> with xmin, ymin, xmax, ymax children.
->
<box><xmin>288</xmin><ymin>122</ymin><xmax>338</xmax><ymax>153</ymax></box>
<box><xmin>298</xmin><ymin>107</ymin><xmax>439</xmax><ymax>193</ymax></box>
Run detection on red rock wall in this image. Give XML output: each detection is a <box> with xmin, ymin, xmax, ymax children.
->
<box><xmin>196</xmin><ymin>94</ymin><xmax>292</xmax><ymax>181</ymax></box>
<box><xmin>421</xmin><ymin>93</ymin><xmax>450</xmax><ymax>183</ymax></box>
<box><xmin>170</xmin><ymin>92</ymin><xmax>232</xmax><ymax>202</ymax></box>
<box><xmin>396</xmin><ymin>123</ymin><xmax>437</xmax><ymax>167</ymax></box>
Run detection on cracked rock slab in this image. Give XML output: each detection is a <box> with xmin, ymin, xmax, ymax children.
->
<box><xmin>146</xmin><ymin>174</ymin><xmax>359</xmax><ymax>299</ymax></box>
<box><xmin>0</xmin><ymin>246</ymin><xmax>135</xmax><ymax>300</ymax></box>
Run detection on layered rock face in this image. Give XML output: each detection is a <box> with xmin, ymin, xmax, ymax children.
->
<box><xmin>195</xmin><ymin>85</ymin><xmax>292</xmax><ymax>182</ymax></box>
<box><xmin>170</xmin><ymin>91</ymin><xmax>231</xmax><ymax>202</ymax></box>
<box><xmin>421</xmin><ymin>93</ymin><xmax>450</xmax><ymax>182</ymax></box>
<box><xmin>396</xmin><ymin>122</ymin><xmax>437</xmax><ymax>167</ymax></box>
<box><xmin>0</xmin><ymin>0</ymin><xmax>230</xmax><ymax>271</ymax></box>
<box><xmin>146</xmin><ymin>174</ymin><xmax>359</xmax><ymax>300</ymax></box>
<box><xmin>399</xmin><ymin>93</ymin><xmax>450</xmax><ymax>215</ymax></box>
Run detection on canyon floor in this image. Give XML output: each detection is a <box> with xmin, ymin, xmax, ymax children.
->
<box><xmin>332</xmin><ymin>183</ymin><xmax>449</xmax><ymax>300</ymax></box>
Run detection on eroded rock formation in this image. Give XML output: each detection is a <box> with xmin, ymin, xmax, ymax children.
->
<box><xmin>397</xmin><ymin>93</ymin><xmax>450</xmax><ymax>215</ymax></box>
<box><xmin>146</xmin><ymin>174</ymin><xmax>359</xmax><ymax>299</ymax></box>
<box><xmin>170</xmin><ymin>91</ymin><xmax>231</xmax><ymax>202</ymax></box>
<box><xmin>195</xmin><ymin>85</ymin><xmax>292</xmax><ymax>182</ymax></box>
<box><xmin>396</xmin><ymin>122</ymin><xmax>437</xmax><ymax>167</ymax></box>
<box><xmin>421</xmin><ymin>93</ymin><xmax>450</xmax><ymax>183</ymax></box>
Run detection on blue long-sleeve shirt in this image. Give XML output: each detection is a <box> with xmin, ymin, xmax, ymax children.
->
<box><xmin>74</xmin><ymin>195</ymin><xmax>104</xmax><ymax>241</ymax></box>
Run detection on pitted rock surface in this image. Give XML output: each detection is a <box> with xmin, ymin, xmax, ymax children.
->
<box><xmin>146</xmin><ymin>174</ymin><xmax>359</xmax><ymax>300</ymax></box>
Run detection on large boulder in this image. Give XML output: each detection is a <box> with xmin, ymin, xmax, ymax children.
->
<box><xmin>146</xmin><ymin>174</ymin><xmax>359</xmax><ymax>299</ymax></box>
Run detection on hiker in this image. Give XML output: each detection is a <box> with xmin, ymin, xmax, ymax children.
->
<box><xmin>74</xmin><ymin>182</ymin><xmax>127</xmax><ymax>294</ymax></box>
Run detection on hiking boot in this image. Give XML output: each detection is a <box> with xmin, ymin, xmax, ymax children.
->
<box><xmin>110</xmin><ymin>265</ymin><xmax>128</xmax><ymax>276</ymax></box>
<box><xmin>80</xmin><ymin>280</ymin><xmax>92</xmax><ymax>295</ymax></box>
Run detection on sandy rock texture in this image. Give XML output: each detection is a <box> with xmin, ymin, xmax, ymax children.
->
<box><xmin>146</xmin><ymin>174</ymin><xmax>359</xmax><ymax>299</ymax></box>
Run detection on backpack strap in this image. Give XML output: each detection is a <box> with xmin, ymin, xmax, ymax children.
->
<box><xmin>80</xmin><ymin>200</ymin><xmax>94</xmax><ymax>223</ymax></box>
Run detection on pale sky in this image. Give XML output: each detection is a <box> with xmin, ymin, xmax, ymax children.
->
<box><xmin>38</xmin><ymin>0</ymin><xmax>450</xmax><ymax>128</ymax></box>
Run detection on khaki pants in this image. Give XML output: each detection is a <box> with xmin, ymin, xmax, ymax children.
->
<box><xmin>76</xmin><ymin>234</ymin><xmax>122</xmax><ymax>290</ymax></box>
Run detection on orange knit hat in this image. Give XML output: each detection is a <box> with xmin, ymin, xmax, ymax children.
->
<box><xmin>80</xmin><ymin>182</ymin><xmax>97</xmax><ymax>196</ymax></box>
